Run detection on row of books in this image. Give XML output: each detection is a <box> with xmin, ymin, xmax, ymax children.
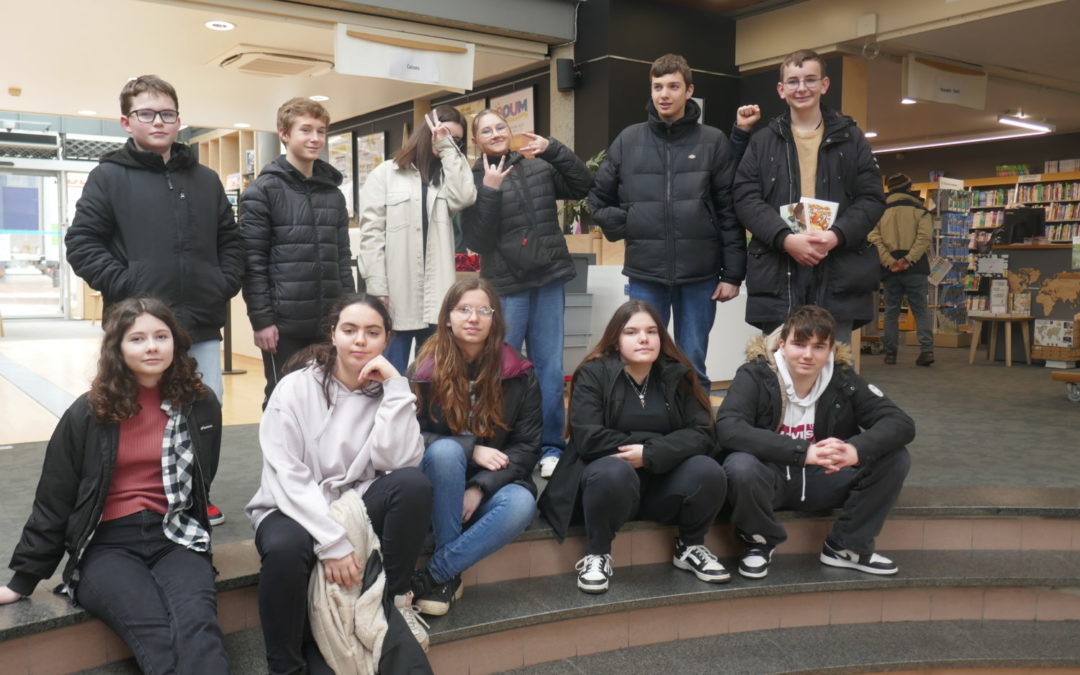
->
<box><xmin>994</xmin><ymin>164</ymin><xmax>1031</xmax><ymax>176</ymax></box>
<box><xmin>937</xmin><ymin>189</ymin><xmax>972</xmax><ymax>212</ymax></box>
<box><xmin>1014</xmin><ymin>181</ymin><xmax>1080</xmax><ymax>203</ymax></box>
<box><xmin>971</xmin><ymin>187</ymin><xmax>1014</xmax><ymax>207</ymax></box>
<box><xmin>970</xmin><ymin>210</ymin><xmax>1005</xmax><ymax>229</ymax></box>
<box><xmin>1043</xmin><ymin>202</ymin><xmax>1080</xmax><ymax>222</ymax></box>
<box><xmin>940</xmin><ymin>212</ymin><xmax>971</xmax><ymax>235</ymax></box>
<box><xmin>1044</xmin><ymin>158</ymin><xmax>1080</xmax><ymax>173</ymax></box>
<box><xmin>1046</xmin><ymin>223</ymin><xmax>1080</xmax><ymax>242</ymax></box>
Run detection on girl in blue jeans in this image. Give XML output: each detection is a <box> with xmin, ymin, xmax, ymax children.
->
<box><xmin>408</xmin><ymin>277</ymin><xmax>541</xmax><ymax>615</ymax></box>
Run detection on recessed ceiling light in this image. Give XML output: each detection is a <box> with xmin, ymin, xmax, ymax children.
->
<box><xmin>901</xmin><ymin>98</ymin><xmax>917</xmax><ymax>105</ymax></box>
<box><xmin>234</xmin><ymin>122</ymin><xmax>252</xmax><ymax>128</ymax></box>
<box><xmin>864</xmin><ymin>131</ymin><xmax>878</xmax><ymax>138</ymax></box>
<box><xmin>77</xmin><ymin>110</ymin><xmax>97</xmax><ymax>116</ymax></box>
<box><xmin>205</xmin><ymin>19</ymin><xmax>235</xmax><ymax>31</ymax></box>
<box><xmin>309</xmin><ymin>95</ymin><xmax>330</xmax><ymax>102</ymax></box>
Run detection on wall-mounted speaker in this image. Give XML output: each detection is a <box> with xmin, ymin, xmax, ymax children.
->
<box><xmin>556</xmin><ymin>58</ymin><xmax>579</xmax><ymax>91</ymax></box>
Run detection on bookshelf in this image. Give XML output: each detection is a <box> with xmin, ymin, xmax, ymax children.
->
<box><xmin>965</xmin><ymin>170</ymin><xmax>1080</xmax><ymax>244</ymax></box>
<box><xmin>929</xmin><ymin>188</ymin><xmax>972</xmax><ymax>340</ymax></box>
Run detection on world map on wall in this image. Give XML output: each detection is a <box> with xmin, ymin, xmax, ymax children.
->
<box><xmin>1007</xmin><ymin>268</ymin><xmax>1080</xmax><ymax>316</ymax></box>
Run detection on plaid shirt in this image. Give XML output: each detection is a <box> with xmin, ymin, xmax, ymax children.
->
<box><xmin>160</xmin><ymin>401</ymin><xmax>210</xmax><ymax>552</ymax></box>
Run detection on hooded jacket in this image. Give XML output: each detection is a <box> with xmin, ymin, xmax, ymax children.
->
<box><xmin>589</xmin><ymin>98</ymin><xmax>745</xmax><ymax>286</ymax></box>
<box><xmin>66</xmin><ymin>139</ymin><xmax>244</xmax><ymax>343</ymax></box>
<box><xmin>7</xmin><ymin>391</ymin><xmax>220</xmax><ymax>598</ymax></box>
<box><xmin>733</xmin><ymin>107</ymin><xmax>885</xmax><ymax>328</ymax></box>
<box><xmin>868</xmin><ymin>190</ymin><xmax>933</xmax><ymax>272</ymax></box>
<box><xmin>462</xmin><ymin>138</ymin><xmax>593</xmax><ymax>296</ymax></box>
<box><xmin>358</xmin><ymin>135</ymin><xmax>476</xmax><ymax>330</ymax></box>
<box><xmin>715</xmin><ymin>329</ymin><xmax>914</xmax><ymax>469</ymax></box>
<box><xmin>240</xmin><ymin>156</ymin><xmax>356</xmax><ymax>338</ymax></box>
<box><xmin>409</xmin><ymin>344</ymin><xmax>542</xmax><ymax>499</ymax></box>
<box><xmin>538</xmin><ymin>354</ymin><xmax>716</xmax><ymax>541</ymax></box>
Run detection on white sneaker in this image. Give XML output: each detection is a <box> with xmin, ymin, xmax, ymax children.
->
<box><xmin>672</xmin><ymin>539</ymin><xmax>730</xmax><ymax>583</ymax></box>
<box><xmin>394</xmin><ymin>593</ymin><xmax>430</xmax><ymax>652</ymax></box>
<box><xmin>575</xmin><ymin>553</ymin><xmax>613</xmax><ymax>594</ymax></box>
<box><xmin>539</xmin><ymin>455</ymin><xmax>559</xmax><ymax>479</ymax></box>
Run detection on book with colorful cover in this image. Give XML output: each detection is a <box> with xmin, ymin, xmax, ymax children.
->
<box><xmin>780</xmin><ymin>198</ymin><xmax>839</xmax><ymax>234</ymax></box>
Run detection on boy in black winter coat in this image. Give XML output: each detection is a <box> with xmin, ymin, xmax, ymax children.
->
<box><xmin>716</xmin><ymin>305</ymin><xmax>913</xmax><ymax>579</ymax></box>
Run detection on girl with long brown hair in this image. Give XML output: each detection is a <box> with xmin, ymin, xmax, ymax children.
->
<box><xmin>407</xmin><ymin>278</ymin><xmax>541</xmax><ymax>616</ymax></box>
<box><xmin>0</xmin><ymin>298</ymin><xmax>228</xmax><ymax>673</ymax></box>
<box><xmin>538</xmin><ymin>300</ymin><xmax>729</xmax><ymax>594</ymax></box>
<box><xmin>359</xmin><ymin>105</ymin><xmax>476</xmax><ymax>372</ymax></box>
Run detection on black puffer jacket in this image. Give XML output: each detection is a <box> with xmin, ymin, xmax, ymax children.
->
<box><xmin>462</xmin><ymin>138</ymin><xmax>593</xmax><ymax>296</ymax></box>
<box><xmin>7</xmin><ymin>392</ymin><xmax>221</xmax><ymax>597</ymax></box>
<box><xmin>66</xmin><ymin>140</ymin><xmax>244</xmax><ymax>343</ymax></box>
<box><xmin>589</xmin><ymin>98</ymin><xmax>745</xmax><ymax>286</ymax></box>
<box><xmin>410</xmin><ymin>344</ymin><xmax>542</xmax><ymax>498</ymax></box>
<box><xmin>715</xmin><ymin>332</ymin><xmax>914</xmax><ymax>468</ymax></box>
<box><xmin>733</xmin><ymin>107</ymin><xmax>885</xmax><ymax>328</ymax></box>
<box><xmin>538</xmin><ymin>354</ymin><xmax>716</xmax><ymax>541</ymax></box>
<box><xmin>240</xmin><ymin>156</ymin><xmax>355</xmax><ymax>338</ymax></box>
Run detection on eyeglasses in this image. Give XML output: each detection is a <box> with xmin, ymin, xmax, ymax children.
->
<box><xmin>453</xmin><ymin>304</ymin><xmax>495</xmax><ymax>318</ymax></box>
<box><xmin>452</xmin><ymin>135</ymin><xmax>466</xmax><ymax>151</ymax></box>
<box><xmin>128</xmin><ymin>109</ymin><xmax>180</xmax><ymax>124</ymax></box>
<box><xmin>477</xmin><ymin>123</ymin><xmax>509</xmax><ymax>139</ymax></box>
<box><xmin>782</xmin><ymin>77</ymin><xmax>823</xmax><ymax>91</ymax></box>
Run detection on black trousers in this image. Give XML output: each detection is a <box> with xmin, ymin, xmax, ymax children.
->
<box><xmin>260</xmin><ymin>334</ymin><xmax>321</xmax><ymax>408</ymax></box>
<box><xmin>254</xmin><ymin>468</ymin><xmax>433</xmax><ymax>675</ymax></box>
<box><xmin>580</xmin><ymin>454</ymin><xmax>726</xmax><ymax>555</ymax></box>
<box><xmin>74</xmin><ymin>510</ymin><xmax>228</xmax><ymax>675</ymax></box>
<box><xmin>723</xmin><ymin>448</ymin><xmax>911</xmax><ymax>554</ymax></box>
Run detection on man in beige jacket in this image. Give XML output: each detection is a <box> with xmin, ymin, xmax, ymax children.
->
<box><xmin>868</xmin><ymin>173</ymin><xmax>934</xmax><ymax>366</ymax></box>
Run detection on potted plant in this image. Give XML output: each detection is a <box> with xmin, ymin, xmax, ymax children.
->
<box><xmin>563</xmin><ymin>149</ymin><xmax>606</xmax><ymax>234</ymax></box>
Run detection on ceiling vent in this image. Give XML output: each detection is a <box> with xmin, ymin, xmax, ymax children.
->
<box><xmin>216</xmin><ymin>45</ymin><xmax>333</xmax><ymax>77</ymax></box>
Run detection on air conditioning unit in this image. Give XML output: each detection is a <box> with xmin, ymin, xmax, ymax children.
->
<box><xmin>902</xmin><ymin>54</ymin><xmax>987</xmax><ymax>110</ymax></box>
<box><xmin>216</xmin><ymin>45</ymin><xmax>333</xmax><ymax>77</ymax></box>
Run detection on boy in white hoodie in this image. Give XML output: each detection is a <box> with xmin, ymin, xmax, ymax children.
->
<box><xmin>715</xmin><ymin>305</ymin><xmax>914</xmax><ymax>578</ymax></box>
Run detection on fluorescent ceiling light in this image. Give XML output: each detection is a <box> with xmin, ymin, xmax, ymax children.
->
<box><xmin>205</xmin><ymin>20</ymin><xmax>235</xmax><ymax>31</ymax></box>
<box><xmin>309</xmin><ymin>95</ymin><xmax>330</xmax><ymax>102</ymax></box>
<box><xmin>77</xmin><ymin>110</ymin><xmax>97</xmax><ymax>116</ymax></box>
<box><xmin>997</xmin><ymin>115</ymin><xmax>1054</xmax><ymax>133</ymax></box>
<box><xmin>864</xmin><ymin>131</ymin><xmax>878</xmax><ymax>138</ymax></box>
<box><xmin>901</xmin><ymin>98</ymin><xmax>917</xmax><ymax>105</ymax></box>
<box><xmin>872</xmin><ymin>129</ymin><xmax>1048</xmax><ymax>154</ymax></box>
<box><xmin>234</xmin><ymin>122</ymin><xmax>252</xmax><ymax>128</ymax></box>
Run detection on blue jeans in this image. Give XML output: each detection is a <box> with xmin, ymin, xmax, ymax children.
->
<box><xmin>420</xmin><ymin>438</ymin><xmax>536</xmax><ymax>584</ymax></box>
<box><xmin>385</xmin><ymin>326</ymin><xmax>435</xmax><ymax>373</ymax></box>
<box><xmin>882</xmin><ymin>273</ymin><xmax>933</xmax><ymax>354</ymax></box>
<box><xmin>188</xmin><ymin>339</ymin><xmax>223</xmax><ymax>405</ymax></box>
<box><xmin>628</xmin><ymin>278</ymin><xmax>717</xmax><ymax>392</ymax></box>
<box><xmin>501</xmin><ymin>279</ymin><xmax>566</xmax><ymax>460</ymax></box>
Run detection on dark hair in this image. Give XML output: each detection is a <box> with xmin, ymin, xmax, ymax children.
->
<box><xmin>285</xmin><ymin>293</ymin><xmax>393</xmax><ymax>406</ymax></box>
<box><xmin>779</xmin><ymin>49</ymin><xmax>827</xmax><ymax>79</ymax></box>
<box><xmin>413</xmin><ymin>277</ymin><xmax>508</xmax><ymax>437</ymax></box>
<box><xmin>394</xmin><ymin>105</ymin><xmax>466</xmax><ymax>186</ymax></box>
<box><xmin>650</xmin><ymin>53</ymin><xmax>693</xmax><ymax>86</ymax></box>
<box><xmin>120</xmin><ymin>75</ymin><xmax>179</xmax><ymax>116</ymax></box>
<box><xmin>780</xmin><ymin>305</ymin><xmax>837</xmax><ymax>346</ymax></box>
<box><xmin>89</xmin><ymin>298</ymin><xmax>205</xmax><ymax>424</ymax></box>
<box><xmin>277</xmin><ymin>97</ymin><xmax>330</xmax><ymax>133</ymax></box>
<box><xmin>572</xmin><ymin>300</ymin><xmax>713</xmax><ymax>424</ymax></box>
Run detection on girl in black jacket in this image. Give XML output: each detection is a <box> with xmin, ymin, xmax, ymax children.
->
<box><xmin>461</xmin><ymin>109</ymin><xmax>593</xmax><ymax>480</ymax></box>
<box><xmin>1</xmin><ymin>298</ymin><xmax>228</xmax><ymax>674</ymax></box>
<box><xmin>538</xmin><ymin>300</ymin><xmax>729</xmax><ymax>594</ymax></box>
<box><xmin>408</xmin><ymin>278</ymin><xmax>541</xmax><ymax>616</ymax></box>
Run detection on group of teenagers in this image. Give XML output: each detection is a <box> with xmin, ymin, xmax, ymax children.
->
<box><xmin>0</xmin><ymin>45</ymin><xmax>916</xmax><ymax>675</ymax></box>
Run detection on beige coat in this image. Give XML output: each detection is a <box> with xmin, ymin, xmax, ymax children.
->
<box><xmin>868</xmin><ymin>191</ymin><xmax>933</xmax><ymax>267</ymax></box>
<box><xmin>358</xmin><ymin>136</ymin><xmax>476</xmax><ymax>330</ymax></box>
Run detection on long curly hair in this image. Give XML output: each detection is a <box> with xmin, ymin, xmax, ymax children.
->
<box><xmin>572</xmin><ymin>300</ymin><xmax>713</xmax><ymax>422</ymax></box>
<box><xmin>89</xmin><ymin>298</ymin><xmax>205</xmax><ymax>424</ymax></box>
<box><xmin>284</xmin><ymin>293</ymin><xmax>393</xmax><ymax>406</ymax></box>
<box><xmin>413</xmin><ymin>277</ymin><xmax>508</xmax><ymax>438</ymax></box>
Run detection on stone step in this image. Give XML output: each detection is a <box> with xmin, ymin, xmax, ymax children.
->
<box><xmin>502</xmin><ymin>620</ymin><xmax>1080</xmax><ymax>675</ymax></box>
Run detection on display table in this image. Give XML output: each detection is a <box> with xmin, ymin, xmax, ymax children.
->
<box><xmin>967</xmin><ymin>313</ymin><xmax>1034</xmax><ymax>367</ymax></box>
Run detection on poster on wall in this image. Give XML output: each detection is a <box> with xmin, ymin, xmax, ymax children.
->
<box><xmin>356</xmin><ymin>131</ymin><xmax>387</xmax><ymax>193</ymax></box>
<box><xmin>454</xmin><ymin>98</ymin><xmax>487</xmax><ymax>163</ymax></box>
<box><xmin>328</xmin><ymin>132</ymin><xmax>354</xmax><ymax>218</ymax></box>
<box><xmin>488</xmin><ymin>87</ymin><xmax>535</xmax><ymax>152</ymax></box>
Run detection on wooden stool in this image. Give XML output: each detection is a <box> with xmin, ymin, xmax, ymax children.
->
<box><xmin>967</xmin><ymin>314</ymin><xmax>1034</xmax><ymax>367</ymax></box>
<box><xmin>1050</xmin><ymin>370</ymin><xmax>1080</xmax><ymax>403</ymax></box>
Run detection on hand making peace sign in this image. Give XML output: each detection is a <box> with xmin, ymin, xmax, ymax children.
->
<box><xmin>518</xmin><ymin>132</ymin><xmax>550</xmax><ymax>159</ymax></box>
<box><xmin>424</xmin><ymin>110</ymin><xmax>452</xmax><ymax>144</ymax></box>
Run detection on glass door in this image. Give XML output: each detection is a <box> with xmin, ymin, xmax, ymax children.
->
<box><xmin>0</xmin><ymin>171</ymin><xmax>64</xmax><ymax>318</ymax></box>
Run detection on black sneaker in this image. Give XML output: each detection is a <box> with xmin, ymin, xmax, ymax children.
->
<box><xmin>738</xmin><ymin>544</ymin><xmax>775</xmax><ymax>579</ymax></box>
<box><xmin>820</xmin><ymin>540</ymin><xmax>898</xmax><ymax>575</ymax></box>
<box><xmin>915</xmin><ymin>351</ymin><xmax>935</xmax><ymax>367</ymax></box>
<box><xmin>412</xmin><ymin>571</ymin><xmax>463</xmax><ymax>616</ymax></box>
<box><xmin>672</xmin><ymin>539</ymin><xmax>730</xmax><ymax>583</ymax></box>
<box><xmin>575</xmin><ymin>553</ymin><xmax>612</xmax><ymax>594</ymax></box>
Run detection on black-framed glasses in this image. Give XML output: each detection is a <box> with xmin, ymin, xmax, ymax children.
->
<box><xmin>453</xmin><ymin>304</ymin><xmax>495</xmax><ymax>318</ymax></box>
<box><xmin>452</xmin><ymin>135</ymin><xmax>467</xmax><ymax>151</ymax></box>
<box><xmin>129</xmin><ymin>109</ymin><xmax>180</xmax><ymax>124</ymax></box>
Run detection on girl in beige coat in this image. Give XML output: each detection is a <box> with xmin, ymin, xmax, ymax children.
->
<box><xmin>359</xmin><ymin>106</ymin><xmax>477</xmax><ymax>371</ymax></box>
